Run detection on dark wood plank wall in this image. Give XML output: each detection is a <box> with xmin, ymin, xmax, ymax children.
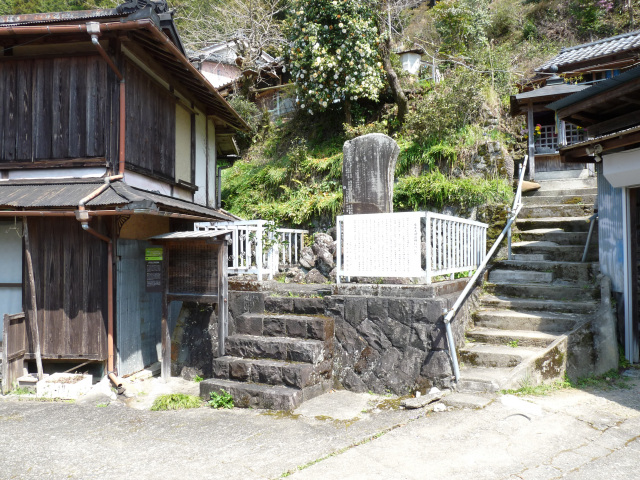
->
<box><xmin>124</xmin><ymin>59</ymin><xmax>176</xmax><ymax>180</ymax></box>
<box><xmin>24</xmin><ymin>218</ymin><xmax>108</xmax><ymax>360</ymax></box>
<box><xmin>0</xmin><ymin>55</ymin><xmax>109</xmax><ymax>162</ymax></box>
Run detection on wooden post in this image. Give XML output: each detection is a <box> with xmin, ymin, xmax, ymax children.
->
<box><xmin>527</xmin><ymin>103</ymin><xmax>536</xmax><ymax>181</ymax></box>
<box><xmin>22</xmin><ymin>218</ymin><xmax>43</xmax><ymax>381</ymax></box>
<box><xmin>161</xmin><ymin>248</ymin><xmax>170</xmax><ymax>382</ymax></box>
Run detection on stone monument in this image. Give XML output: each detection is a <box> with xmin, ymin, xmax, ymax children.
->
<box><xmin>342</xmin><ymin>133</ymin><xmax>400</xmax><ymax>214</ymax></box>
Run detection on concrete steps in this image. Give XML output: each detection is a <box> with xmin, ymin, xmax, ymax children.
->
<box><xmin>458</xmin><ymin>176</ymin><xmax>598</xmax><ymax>393</ymax></box>
<box><xmin>201</xmin><ymin>312</ymin><xmax>334</xmax><ymax>410</ymax></box>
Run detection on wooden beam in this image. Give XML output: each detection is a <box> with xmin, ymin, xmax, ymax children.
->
<box><xmin>23</xmin><ymin>218</ymin><xmax>43</xmax><ymax>381</ymax></box>
<box><xmin>589</xmin><ymin>109</ymin><xmax>640</xmax><ymax>137</ymax></box>
<box><xmin>557</xmin><ymin>76</ymin><xmax>640</xmax><ymax>118</ymax></box>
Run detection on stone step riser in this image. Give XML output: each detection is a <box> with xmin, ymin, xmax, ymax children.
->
<box><xmin>524</xmin><ymin>194</ymin><xmax>597</xmax><ymax>206</ymax></box>
<box><xmin>511</xmin><ymin>245</ymin><xmax>598</xmax><ymax>262</ymax></box>
<box><xmin>479</xmin><ymin>299</ymin><xmax>597</xmax><ymax>315</ymax></box>
<box><xmin>495</xmin><ymin>261</ymin><xmax>598</xmax><ymax>283</ymax></box>
<box><xmin>518</xmin><ymin>231</ymin><xmax>595</xmax><ymax>245</ymax></box>
<box><xmin>200</xmin><ymin>378</ymin><xmax>332</xmax><ymax>411</ymax></box>
<box><xmin>459</xmin><ymin>349</ymin><xmax>523</xmax><ymax>368</ymax></box>
<box><xmin>211</xmin><ymin>356</ymin><xmax>330</xmax><ymax>389</ymax></box>
<box><xmin>483</xmin><ymin>283</ymin><xmax>599</xmax><ymax>301</ymax></box>
<box><xmin>519</xmin><ymin>204</ymin><xmax>594</xmax><ymax>219</ymax></box>
<box><xmin>489</xmin><ymin>270</ymin><xmax>553</xmax><ymax>284</ymax></box>
<box><xmin>473</xmin><ymin>314</ymin><xmax>576</xmax><ymax>333</ymax></box>
<box><xmin>517</xmin><ymin>219</ymin><xmax>592</xmax><ymax>232</ymax></box>
<box><xmin>225</xmin><ymin>335</ymin><xmax>327</xmax><ymax>364</ymax></box>
<box><xmin>466</xmin><ymin>332</ymin><xmax>554</xmax><ymax>348</ymax></box>
<box><xmin>264</xmin><ymin>297</ymin><xmax>327</xmax><ymax>316</ymax></box>
<box><xmin>510</xmin><ymin>254</ymin><xmax>547</xmax><ymax>261</ymax></box>
<box><xmin>235</xmin><ymin>314</ymin><xmax>333</xmax><ymax>341</ymax></box>
<box><xmin>524</xmin><ymin>187</ymin><xmax>597</xmax><ymax>198</ymax></box>
<box><xmin>456</xmin><ymin>379</ymin><xmax>499</xmax><ymax>393</ymax></box>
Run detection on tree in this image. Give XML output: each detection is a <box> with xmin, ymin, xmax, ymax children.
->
<box><xmin>287</xmin><ymin>0</ymin><xmax>385</xmax><ymax>122</ymax></box>
<box><xmin>175</xmin><ymin>0</ymin><xmax>287</xmax><ymax>71</ymax></box>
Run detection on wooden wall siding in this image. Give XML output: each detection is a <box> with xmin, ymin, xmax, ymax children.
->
<box><xmin>2</xmin><ymin>313</ymin><xmax>26</xmax><ymax>394</ymax></box>
<box><xmin>0</xmin><ymin>55</ymin><xmax>109</xmax><ymax>162</ymax></box>
<box><xmin>116</xmin><ymin>239</ymin><xmax>162</xmax><ymax>376</ymax></box>
<box><xmin>124</xmin><ymin>60</ymin><xmax>176</xmax><ymax>180</ymax></box>
<box><xmin>24</xmin><ymin>218</ymin><xmax>108</xmax><ymax>360</ymax></box>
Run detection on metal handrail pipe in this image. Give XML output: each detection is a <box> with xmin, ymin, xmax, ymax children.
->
<box><xmin>581</xmin><ymin>212</ymin><xmax>598</xmax><ymax>263</ymax></box>
<box><xmin>444</xmin><ymin>155</ymin><xmax>528</xmax><ymax>383</ymax></box>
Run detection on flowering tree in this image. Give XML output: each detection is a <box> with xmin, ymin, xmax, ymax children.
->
<box><xmin>287</xmin><ymin>0</ymin><xmax>385</xmax><ymax>119</ymax></box>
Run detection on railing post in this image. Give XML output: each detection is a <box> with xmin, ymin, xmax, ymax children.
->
<box><xmin>256</xmin><ymin>224</ymin><xmax>263</xmax><ymax>282</ymax></box>
<box><xmin>507</xmin><ymin>207</ymin><xmax>513</xmax><ymax>261</ymax></box>
<box><xmin>425</xmin><ymin>213</ymin><xmax>432</xmax><ymax>284</ymax></box>
<box><xmin>336</xmin><ymin>217</ymin><xmax>342</xmax><ymax>284</ymax></box>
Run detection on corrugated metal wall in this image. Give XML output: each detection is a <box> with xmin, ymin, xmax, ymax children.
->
<box><xmin>0</xmin><ymin>221</ymin><xmax>23</xmax><ymax>342</ymax></box>
<box><xmin>116</xmin><ymin>239</ymin><xmax>181</xmax><ymax>377</ymax></box>
<box><xmin>116</xmin><ymin>240</ymin><xmax>163</xmax><ymax>376</ymax></box>
<box><xmin>597</xmin><ymin>163</ymin><xmax>625</xmax><ymax>293</ymax></box>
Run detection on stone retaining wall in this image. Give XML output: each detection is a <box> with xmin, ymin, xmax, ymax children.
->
<box><xmin>227</xmin><ymin>279</ymin><xmax>478</xmax><ymax>395</ymax></box>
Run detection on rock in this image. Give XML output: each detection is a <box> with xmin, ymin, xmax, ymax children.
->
<box><xmin>306</xmin><ymin>268</ymin><xmax>328</xmax><ymax>284</ymax></box>
<box><xmin>314</xmin><ymin>233</ymin><xmax>335</xmax><ymax>254</ymax></box>
<box><xmin>316</xmin><ymin>248</ymin><xmax>335</xmax><ymax>276</ymax></box>
<box><xmin>433</xmin><ymin>402</ymin><xmax>447</xmax><ymax>412</ymax></box>
<box><xmin>401</xmin><ymin>390</ymin><xmax>444</xmax><ymax>409</ymax></box>
<box><xmin>300</xmin><ymin>246</ymin><xmax>316</xmax><ymax>269</ymax></box>
<box><xmin>326</xmin><ymin>227</ymin><xmax>337</xmax><ymax>240</ymax></box>
<box><xmin>285</xmin><ymin>266</ymin><xmax>306</xmax><ymax>283</ymax></box>
<box><xmin>328</xmin><ymin>267</ymin><xmax>337</xmax><ymax>282</ymax></box>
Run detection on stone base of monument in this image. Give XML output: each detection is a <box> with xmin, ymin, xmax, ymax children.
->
<box><xmin>36</xmin><ymin>373</ymin><xmax>93</xmax><ymax>400</ymax></box>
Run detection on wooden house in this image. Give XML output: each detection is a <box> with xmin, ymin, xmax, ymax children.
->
<box><xmin>0</xmin><ymin>0</ymin><xmax>249</xmax><ymax>388</ymax></box>
<box><xmin>191</xmin><ymin>41</ymin><xmax>294</xmax><ymax>120</ymax></box>
<box><xmin>511</xmin><ymin>30</ymin><xmax>640</xmax><ymax>179</ymax></box>
<box><xmin>549</xmin><ymin>65</ymin><xmax>640</xmax><ymax>365</ymax></box>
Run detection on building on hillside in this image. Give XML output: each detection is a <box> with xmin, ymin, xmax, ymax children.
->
<box><xmin>511</xmin><ymin>30</ymin><xmax>640</xmax><ymax>179</ymax></box>
<box><xmin>549</xmin><ymin>65</ymin><xmax>640</xmax><ymax>364</ymax></box>
<box><xmin>191</xmin><ymin>41</ymin><xmax>294</xmax><ymax>120</ymax></box>
<box><xmin>0</xmin><ymin>0</ymin><xmax>249</xmax><ymax>388</ymax></box>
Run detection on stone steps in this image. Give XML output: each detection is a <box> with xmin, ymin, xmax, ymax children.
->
<box><xmin>459</xmin><ymin>343</ymin><xmax>544</xmax><ymax>368</ymax></box>
<box><xmin>483</xmin><ymin>282</ymin><xmax>599</xmax><ymax>301</ymax></box>
<box><xmin>516</xmin><ymin>217</ymin><xmax>593</xmax><ymax>232</ymax></box>
<box><xmin>493</xmin><ymin>259</ymin><xmax>598</xmax><ymax>283</ymax></box>
<box><xmin>473</xmin><ymin>309</ymin><xmax>579</xmax><ymax>333</ymax></box>
<box><xmin>235</xmin><ymin>313</ymin><xmax>333</xmax><ymax>341</ymax></box>
<box><xmin>467</xmin><ymin>327</ymin><xmax>560</xmax><ymax>348</ymax></box>
<box><xmin>523</xmin><ymin>193</ymin><xmax>597</xmax><ymax>206</ymax></box>
<box><xmin>211</xmin><ymin>356</ymin><xmax>328</xmax><ymax>389</ymax></box>
<box><xmin>200</xmin><ymin>378</ymin><xmax>331</xmax><ymax>411</ymax></box>
<box><xmin>488</xmin><ymin>269</ymin><xmax>553</xmax><ymax>284</ymax></box>
<box><xmin>519</xmin><ymin>204</ymin><xmax>594</xmax><ymax>219</ymax></box>
<box><xmin>225</xmin><ymin>334</ymin><xmax>326</xmax><ymax>364</ymax></box>
<box><xmin>479</xmin><ymin>294</ymin><xmax>598</xmax><ymax>314</ymax></box>
<box><xmin>519</xmin><ymin>229</ymin><xmax>595</xmax><ymax>245</ymax></box>
<box><xmin>511</xmin><ymin>243</ymin><xmax>598</xmax><ymax>262</ymax></box>
<box><xmin>264</xmin><ymin>296</ymin><xmax>327</xmax><ymax>316</ymax></box>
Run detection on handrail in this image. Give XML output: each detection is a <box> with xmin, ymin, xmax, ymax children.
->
<box><xmin>581</xmin><ymin>212</ymin><xmax>598</xmax><ymax>263</ymax></box>
<box><xmin>443</xmin><ymin>155</ymin><xmax>529</xmax><ymax>383</ymax></box>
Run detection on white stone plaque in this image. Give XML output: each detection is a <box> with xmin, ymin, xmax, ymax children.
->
<box><xmin>340</xmin><ymin>212</ymin><xmax>423</xmax><ymax>278</ymax></box>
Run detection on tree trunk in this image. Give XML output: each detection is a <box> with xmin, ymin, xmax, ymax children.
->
<box><xmin>381</xmin><ymin>34</ymin><xmax>408</xmax><ymax>126</ymax></box>
<box><xmin>344</xmin><ymin>98</ymin><xmax>352</xmax><ymax>126</ymax></box>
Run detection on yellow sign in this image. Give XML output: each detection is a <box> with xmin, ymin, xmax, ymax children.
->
<box><xmin>145</xmin><ymin>247</ymin><xmax>163</xmax><ymax>261</ymax></box>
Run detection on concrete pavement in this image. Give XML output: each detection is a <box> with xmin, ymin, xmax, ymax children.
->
<box><xmin>0</xmin><ymin>371</ymin><xmax>639</xmax><ymax>480</ymax></box>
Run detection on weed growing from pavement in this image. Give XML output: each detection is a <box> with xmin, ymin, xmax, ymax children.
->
<box><xmin>193</xmin><ymin>375</ymin><xmax>204</xmax><ymax>383</ymax></box>
<box><xmin>501</xmin><ymin>377</ymin><xmax>572</xmax><ymax>396</ymax></box>
<box><xmin>8</xmin><ymin>387</ymin><xmax>32</xmax><ymax>395</ymax></box>
<box><xmin>150</xmin><ymin>394</ymin><xmax>202</xmax><ymax>411</ymax></box>
<box><xmin>96</xmin><ymin>403</ymin><xmax>109</xmax><ymax>408</ymax></box>
<box><xmin>507</xmin><ymin>339</ymin><xmax>520</xmax><ymax>348</ymax></box>
<box><xmin>208</xmin><ymin>390</ymin><xmax>234</xmax><ymax>409</ymax></box>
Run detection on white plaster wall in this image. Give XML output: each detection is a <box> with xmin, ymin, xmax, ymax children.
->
<box><xmin>207</xmin><ymin>119</ymin><xmax>217</xmax><ymax>208</ymax></box>
<box><xmin>124</xmin><ymin>170</ymin><xmax>172</xmax><ymax>196</ymax></box>
<box><xmin>6</xmin><ymin>167</ymin><xmax>107</xmax><ymax>180</ymax></box>
<box><xmin>175</xmin><ymin>104</ymin><xmax>192</xmax><ymax>184</ymax></box>
<box><xmin>194</xmin><ymin>109</ymin><xmax>207</xmax><ymax>206</ymax></box>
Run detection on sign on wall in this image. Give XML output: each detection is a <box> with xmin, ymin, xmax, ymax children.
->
<box><xmin>145</xmin><ymin>247</ymin><xmax>163</xmax><ymax>293</ymax></box>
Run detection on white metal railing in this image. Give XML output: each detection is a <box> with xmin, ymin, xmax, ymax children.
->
<box><xmin>444</xmin><ymin>155</ymin><xmax>529</xmax><ymax>383</ymax></box>
<box><xmin>195</xmin><ymin>220</ymin><xmax>307</xmax><ymax>281</ymax></box>
<box><xmin>336</xmin><ymin>211</ymin><xmax>487</xmax><ymax>284</ymax></box>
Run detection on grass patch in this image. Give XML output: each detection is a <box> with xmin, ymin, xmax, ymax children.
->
<box><xmin>193</xmin><ymin>375</ymin><xmax>204</xmax><ymax>383</ymax></box>
<box><xmin>8</xmin><ymin>387</ymin><xmax>32</xmax><ymax>395</ymax></box>
<box><xmin>501</xmin><ymin>377</ymin><xmax>572</xmax><ymax>396</ymax></box>
<box><xmin>150</xmin><ymin>394</ymin><xmax>203</xmax><ymax>411</ymax></box>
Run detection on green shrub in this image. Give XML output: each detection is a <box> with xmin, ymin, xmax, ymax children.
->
<box><xmin>150</xmin><ymin>394</ymin><xmax>202</xmax><ymax>411</ymax></box>
<box><xmin>209</xmin><ymin>390</ymin><xmax>234</xmax><ymax>409</ymax></box>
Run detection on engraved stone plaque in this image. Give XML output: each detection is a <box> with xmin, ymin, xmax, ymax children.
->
<box><xmin>342</xmin><ymin>133</ymin><xmax>400</xmax><ymax>215</ymax></box>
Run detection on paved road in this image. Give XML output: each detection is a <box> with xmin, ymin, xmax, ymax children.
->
<box><xmin>1</xmin><ymin>372</ymin><xmax>639</xmax><ymax>480</ymax></box>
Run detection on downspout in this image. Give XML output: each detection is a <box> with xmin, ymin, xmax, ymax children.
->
<box><xmin>76</xmin><ymin>21</ymin><xmax>127</xmax><ymax>392</ymax></box>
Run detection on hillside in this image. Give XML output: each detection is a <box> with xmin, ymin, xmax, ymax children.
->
<box><xmin>220</xmin><ymin>0</ymin><xmax>640</xmax><ymax>229</ymax></box>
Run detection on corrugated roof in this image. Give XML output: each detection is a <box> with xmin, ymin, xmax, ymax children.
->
<box><xmin>538</xmin><ymin>30</ymin><xmax>640</xmax><ymax>72</ymax></box>
<box><xmin>514</xmin><ymin>83</ymin><xmax>589</xmax><ymax>101</ymax></box>
<box><xmin>148</xmin><ymin>230</ymin><xmax>231</xmax><ymax>240</ymax></box>
<box><xmin>0</xmin><ymin>180</ymin><xmax>234</xmax><ymax>220</ymax></box>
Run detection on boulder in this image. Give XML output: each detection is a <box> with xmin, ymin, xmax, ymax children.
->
<box><xmin>316</xmin><ymin>248</ymin><xmax>335</xmax><ymax>276</ymax></box>
<box><xmin>299</xmin><ymin>246</ymin><xmax>316</xmax><ymax>270</ymax></box>
<box><xmin>285</xmin><ymin>266</ymin><xmax>306</xmax><ymax>284</ymax></box>
<box><xmin>306</xmin><ymin>268</ymin><xmax>328</xmax><ymax>284</ymax></box>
